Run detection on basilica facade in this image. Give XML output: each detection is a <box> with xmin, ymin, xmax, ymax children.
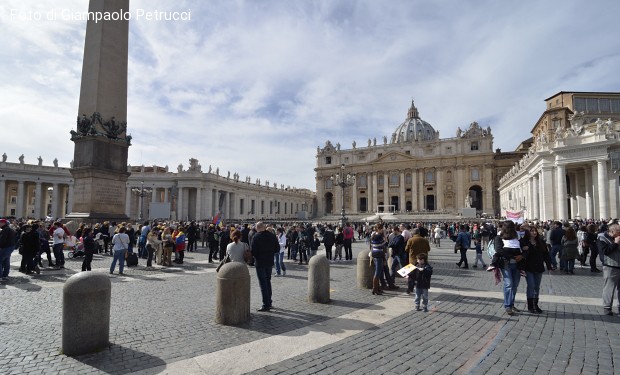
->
<box><xmin>498</xmin><ymin>91</ymin><xmax>620</xmax><ymax>221</ymax></box>
<box><xmin>0</xmin><ymin>157</ymin><xmax>315</xmax><ymax>222</ymax></box>
<box><xmin>315</xmin><ymin>101</ymin><xmax>523</xmax><ymax>218</ymax></box>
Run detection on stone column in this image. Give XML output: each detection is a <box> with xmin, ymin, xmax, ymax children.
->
<box><xmin>418</xmin><ymin>169</ymin><xmax>424</xmax><ymax>210</ymax></box>
<box><xmin>177</xmin><ymin>187</ymin><xmax>184</xmax><ymax>220</ymax></box>
<box><xmin>125</xmin><ymin>185</ymin><xmax>131</xmax><ymax>218</ymax></box>
<box><xmin>584</xmin><ymin>167</ymin><xmax>592</xmax><ymax>219</ymax></box>
<box><xmin>399</xmin><ymin>170</ymin><xmax>405</xmax><ymax>213</ymax></box>
<box><xmin>366</xmin><ymin>173</ymin><xmax>373</xmax><ymax>213</ymax></box>
<box><xmin>435</xmin><ymin>169</ymin><xmax>443</xmax><ymax>211</ymax></box>
<box><xmin>205</xmin><ymin>188</ymin><xmax>213</xmax><ymax>219</ymax></box>
<box><xmin>383</xmin><ymin>172</ymin><xmax>388</xmax><ymax>210</ymax></box>
<box><xmin>540</xmin><ymin>167</ymin><xmax>554</xmax><ymax>221</ymax></box>
<box><xmin>351</xmin><ymin>176</ymin><xmax>358</xmax><ymax>213</ymax></box>
<box><xmin>597</xmin><ymin>159</ymin><xmax>609</xmax><ymax>219</ymax></box>
<box><xmin>164</xmin><ymin>187</ymin><xmax>169</xmax><ymax>203</ymax></box>
<box><xmin>16</xmin><ymin>181</ymin><xmax>25</xmax><ymax>219</ymax></box>
<box><xmin>532</xmin><ymin>174</ymin><xmax>540</xmax><ymax>219</ymax></box>
<box><xmin>67</xmin><ymin>183</ymin><xmax>74</xmax><ymax>215</ymax></box>
<box><xmin>591</xmin><ymin>163</ymin><xmax>598</xmax><ymax>219</ymax></box>
<box><xmin>0</xmin><ymin>179</ymin><xmax>5</xmax><ymax>216</ymax></box>
<box><xmin>34</xmin><ymin>182</ymin><xmax>43</xmax><ymax>219</ymax></box>
<box><xmin>372</xmin><ymin>173</ymin><xmax>378</xmax><ymax>212</ymax></box>
<box><xmin>195</xmin><ymin>187</ymin><xmax>202</xmax><ymax>221</ymax></box>
<box><xmin>411</xmin><ymin>169</ymin><xmax>418</xmax><ymax>211</ymax></box>
<box><xmin>224</xmin><ymin>191</ymin><xmax>230</xmax><ymax>220</ymax></box>
<box><xmin>556</xmin><ymin>165</ymin><xmax>567</xmax><ymax>220</ymax></box>
<box><xmin>51</xmin><ymin>183</ymin><xmax>59</xmax><ymax>219</ymax></box>
<box><xmin>151</xmin><ymin>186</ymin><xmax>157</xmax><ymax>203</ymax></box>
<box><xmin>484</xmin><ymin>167</ymin><xmax>494</xmax><ymax>214</ymax></box>
<box><xmin>456</xmin><ymin>167</ymin><xmax>464</xmax><ymax>208</ymax></box>
<box><xmin>316</xmin><ymin>177</ymin><xmax>325</xmax><ymax>216</ymax></box>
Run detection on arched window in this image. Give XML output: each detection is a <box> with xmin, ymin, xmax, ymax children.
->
<box><xmin>425</xmin><ymin>171</ymin><xmax>434</xmax><ymax>182</ymax></box>
<box><xmin>358</xmin><ymin>175</ymin><xmax>367</xmax><ymax>188</ymax></box>
<box><xmin>471</xmin><ymin>168</ymin><xmax>480</xmax><ymax>181</ymax></box>
<box><xmin>390</xmin><ymin>173</ymin><xmax>399</xmax><ymax>186</ymax></box>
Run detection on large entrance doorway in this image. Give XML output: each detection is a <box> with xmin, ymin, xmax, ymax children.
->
<box><xmin>468</xmin><ymin>185</ymin><xmax>483</xmax><ymax>210</ymax></box>
<box><xmin>390</xmin><ymin>196</ymin><xmax>399</xmax><ymax>212</ymax></box>
<box><xmin>325</xmin><ymin>192</ymin><xmax>333</xmax><ymax>214</ymax></box>
<box><xmin>425</xmin><ymin>195</ymin><xmax>435</xmax><ymax>211</ymax></box>
<box><xmin>359</xmin><ymin>197</ymin><xmax>367</xmax><ymax>212</ymax></box>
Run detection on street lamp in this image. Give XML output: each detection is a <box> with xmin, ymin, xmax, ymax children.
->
<box><xmin>331</xmin><ymin>163</ymin><xmax>355</xmax><ymax>228</ymax></box>
<box><xmin>132</xmin><ymin>181</ymin><xmax>153</xmax><ymax>221</ymax></box>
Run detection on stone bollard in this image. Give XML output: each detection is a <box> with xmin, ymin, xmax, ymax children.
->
<box><xmin>216</xmin><ymin>262</ymin><xmax>250</xmax><ymax>325</ymax></box>
<box><xmin>62</xmin><ymin>272</ymin><xmax>111</xmax><ymax>356</ymax></box>
<box><xmin>357</xmin><ymin>249</ymin><xmax>373</xmax><ymax>289</ymax></box>
<box><xmin>308</xmin><ymin>254</ymin><xmax>330</xmax><ymax>303</ymax></box>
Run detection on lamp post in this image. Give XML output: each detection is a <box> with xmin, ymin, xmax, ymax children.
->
<box><xmin>132</xmin><ymin>181</ymin><xmax>153</xmax><ymax>221</ymax></box>
<box><xmin>331</xmin><ymin>163</ymin><xmax>355</xmax><ymax>228</ymax></box>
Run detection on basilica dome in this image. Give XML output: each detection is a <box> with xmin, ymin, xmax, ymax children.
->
<box><xmin>391</xmin><ymin>101</ymin><xmax>437</xmax><ymax>143</ymax></box>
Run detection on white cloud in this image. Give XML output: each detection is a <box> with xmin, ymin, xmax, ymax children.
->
<box><xmin>2</xmin><ymin>0</ymin><xmax>620</xmax><ymax>189</ymax></box>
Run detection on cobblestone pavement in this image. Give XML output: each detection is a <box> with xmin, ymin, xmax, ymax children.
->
<box><xmin>1</xmin><ymin>238</ymin><xmax>618</xmax><ymax>374</ymax></box>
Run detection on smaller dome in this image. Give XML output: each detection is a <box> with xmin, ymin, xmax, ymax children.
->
<box><xmin>391</xmin><ymin>101</ymin><xmax>437</xmax><ymax>143</ymax></box>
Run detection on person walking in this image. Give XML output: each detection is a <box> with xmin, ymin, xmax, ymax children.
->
<box><xmin>251</xmin><ymin>222</ymin><xmax>280</xmax><ymax>312</ymax></box>
<box><xmin>584</xmin><ymin>224</ymin><xmax>602</xmax><ymax>273</ymax></box>
<box><xmin>110</xmin><ymin>226</ymin><xmax>129</xmax><ymax>275</ymax></box>
<box><xmin>343</xmin><ymin>222</ymin><xmax>354</xmax><ymax>261</ymax></box>
<box><xmin>322</xmin><ymin>224</ymin><xmax>335</xmax><ymax>261</ymax></box>
<box><xmin>51</xmin><ymin>221</ymin><xmax>66</xmax><ymax>269</ymax></box>
<box><xmin>275</xmin><ymin>227</ymin><xmax>287</xmax><ymax>276</ymax></box>
<box><xmin>598</xmin><ymin>223</ymin><xmax>620</xmax><ymax>316</ymax></box>
<box><xmin>81</xmin><ymin>227</ymin><xmax>96</xmax><ymax>271</ymax></box>
<box><xmin>455</xmin><ymin>225</ymin><xmax>472</xmax><ymax>269</ymax></box>
<box><xmin>561</xmin><ymin>227</ymin><xmax>579</xmax><ymax>274</ymax></box>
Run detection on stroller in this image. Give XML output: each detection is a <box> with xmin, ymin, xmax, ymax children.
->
<box><xmin>66</xmin><ymin>236</ymin><xmax>86</xmax><ymax>259</ymax></box>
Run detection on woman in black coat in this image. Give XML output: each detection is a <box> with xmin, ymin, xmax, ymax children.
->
<box><xmin>521</xmin><ymin>228</ymin><xmax>553</xmax><ymax>313</ymax></box>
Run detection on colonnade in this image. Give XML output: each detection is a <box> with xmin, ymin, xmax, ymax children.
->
<box><xmin>500</xmin><ymin>159</ymin><xmax>617</xmax><ymax>221</ymax></box>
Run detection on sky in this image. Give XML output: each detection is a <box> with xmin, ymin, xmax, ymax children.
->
<box><xmin>2</xmin><ymin>0</ymin><xmax>620</xmax><ymax>191</ymax></box>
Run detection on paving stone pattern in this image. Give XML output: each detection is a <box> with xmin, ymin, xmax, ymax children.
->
<box><xmin>1</xmin><ymin>237</ymin><xmax>618</xmax><ymax>374</ymax></box>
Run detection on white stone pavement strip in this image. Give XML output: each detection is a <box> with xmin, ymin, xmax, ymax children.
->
<box><xmin>133</xmin><ymin>295</ymin><xmax>413</xmax><ymax>375</ymax></box>
<box><xmin>130</xmin><ymin>284</ymin><xmax>601</xmax><ymax>375</ymax></box>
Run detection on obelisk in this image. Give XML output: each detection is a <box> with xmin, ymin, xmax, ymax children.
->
<box><xmin>67</xmin><ymin>0</ymin><xmax>131</xmax><ymax>223</ymax></box>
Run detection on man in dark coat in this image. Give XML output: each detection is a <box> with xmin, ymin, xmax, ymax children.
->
<box><xmin>0</xmin><ymin>219</ymin><xmax>17</xmax><ymax>281</ymax></box>
<box><xmin>251</xmin><ymin>222</ymin><xmax>280</xmax><ymax>312</ymax></box>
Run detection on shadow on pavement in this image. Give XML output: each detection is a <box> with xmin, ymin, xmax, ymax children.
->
<box><xmin>72</xmin><ymin>344</ymin><xmax>167</xmax><ymax>374</ymax></box>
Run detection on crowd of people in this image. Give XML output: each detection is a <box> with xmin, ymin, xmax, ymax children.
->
<box><xmin>0</xmin><ymin>216</ymin><xmax>619</xmax><ymax>317</ymax></box>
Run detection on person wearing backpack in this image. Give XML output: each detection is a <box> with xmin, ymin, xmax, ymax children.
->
<box><xmin>598</xmin><ymin>223</ymin><xmax>620</xmax><ymax>316</ymax></box>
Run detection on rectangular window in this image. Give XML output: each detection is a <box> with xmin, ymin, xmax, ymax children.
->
<box><xmin>285</xmin><ymin>202</ymin><xmax>287</xmax><ymax>214</ymax></box>
<box><xmin>612</xmin><ymin>99</ymin><xmax>620</xmax><ymax>113</ymax></box>
<box><xmin>240</xmin><ymin>199</ymin><xmax>244</xmax><ymax>215</ymax></box>
<box><xmin>470</xmin><ymin>141</ymin><xmax>479</xmax><ymax>151</ymax></box>
<box><xmin>574</xmin><ymin>97</ymin><xmax>586</xmax><ymax>112</ymax></box>
<box><xmin>552</xmin><ymin>119</ymin><xmax>561</xmax><ymax>129</ymax></box>
<box><xmin>325</xmin><ymin>179</ymin><xmax>333</xmax><ymax>189</ymax></box>
<box><xmin>405</xmin><ymin>150</ymin><xmax>411</xmax><ymax>155</ymax></box>
<box><xmin>378</xmin><ymin>153</ymin><xmax>382</xmax><ymax>158</ymax></box>
<box><xmin>600</xmin><ymin>98</ymin><xmax>610</xmax><ymax>113</ymax></box>
<box><xmin>251</xmin><ymin>200</ymin><xmax>255</xmax><ymax>215</ymax></box>
<box><xmin>325</xmin><ymin>156</ymin><xmax>331</xmax><ymax>164</ymax></box>
<box><xmin>261</xmin><ymin>201</ymin><xmax>265</xmax><ymax>215</ymax></box>
<box><xmin>270</xmin><ymin>201</ymin><xmax>273</xmax><ymax>215</ymax></box>
<box><xmin>344</xmin><ymin>157</ymin><xmax>349</xmax><ymax>163</ymax></box>
<box><xmin>586</xmin><ymin>98</ymin><xmax>598</xmax><ymax>113</ymax></box>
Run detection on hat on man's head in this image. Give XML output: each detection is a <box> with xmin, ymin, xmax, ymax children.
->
<box><xmin>0</xmin><ymin>219</ymin><xmax>7</xmax><ymax>225</ymax></box>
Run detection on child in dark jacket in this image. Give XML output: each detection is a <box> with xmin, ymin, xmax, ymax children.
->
<box><xmin>410</xmin><ymin>252</ymin><xmax>433</xmax><ymax>312</ymax></box>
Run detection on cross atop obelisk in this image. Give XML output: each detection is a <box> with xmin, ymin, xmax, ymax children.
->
<box><xmin>67</xmin><ymin>0</ymin><xmax>131</xmax><ymax>223</ymax></box>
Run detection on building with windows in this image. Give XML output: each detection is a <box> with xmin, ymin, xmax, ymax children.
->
<box><xmin>499</xmin><ymin>91</ymin><xmax>620</xmax><ymax>221</ymax></box>
<box><xmin>0</xmin><ymin>157</ymin><xmax>316</xmax><ymax>221</ymax></box>
<box><xmin>315</xmin><ymin>100</ymin><xmax>524</xmax><ymax>218</ymax></box>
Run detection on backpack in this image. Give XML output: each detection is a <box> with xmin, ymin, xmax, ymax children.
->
<box><xmin>486</xmin><ymin>239</ymin><xmax>496</xmax><ymax>260</ymax></box>
<box><xmin>176</xmin><ymin>234</ymin><xmax>186</xmax><ymax>245</ymax></box>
